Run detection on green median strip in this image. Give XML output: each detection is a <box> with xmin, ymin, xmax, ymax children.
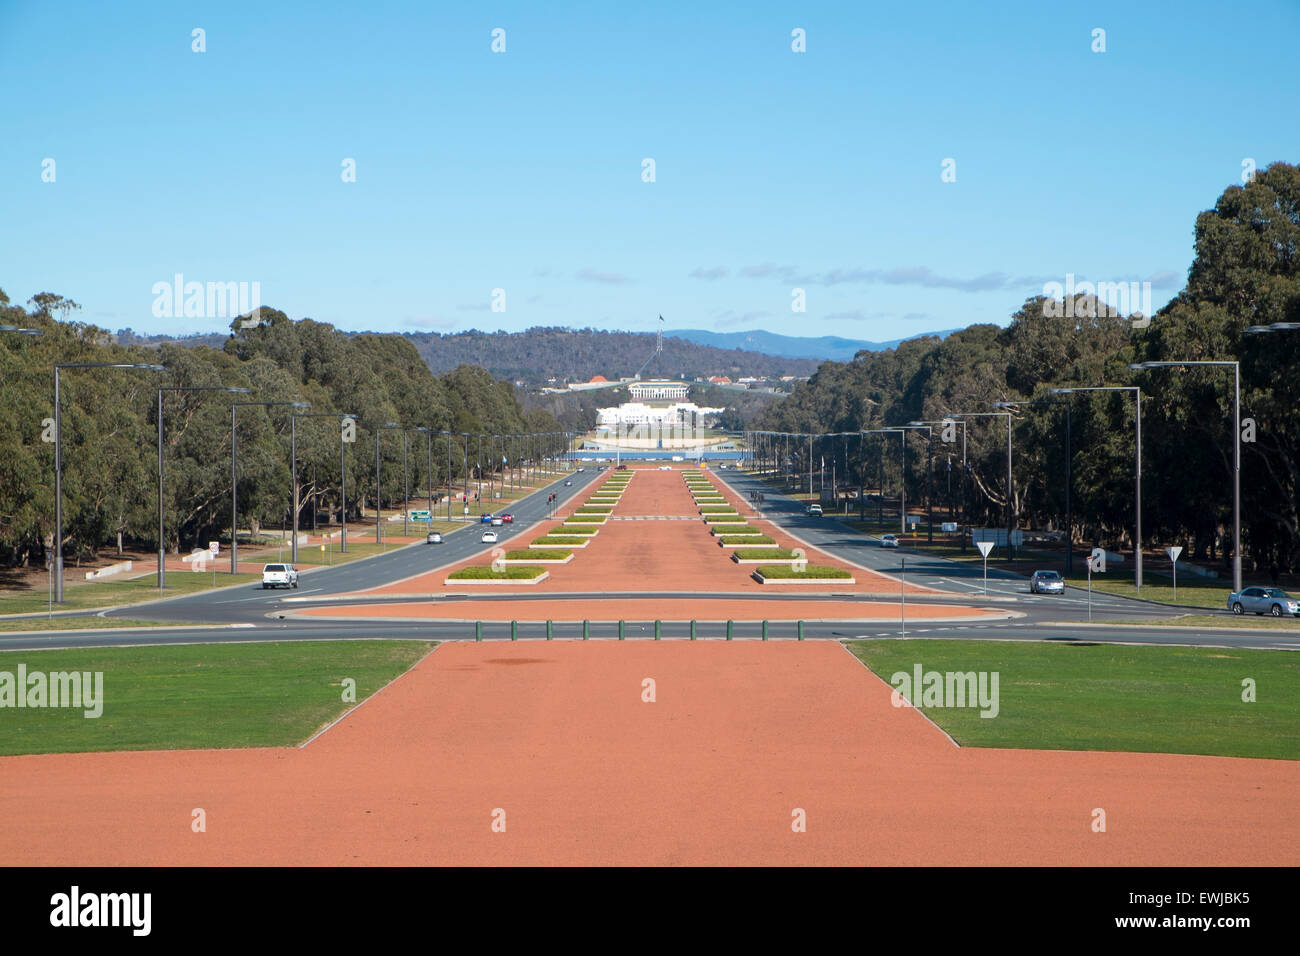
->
<box><xmin>754</xmin><ymin>564</ymin><xmax>852</xmax><ymax>579</ymax></box>
<box><xmin>446</xmin><ymin>566</ymin><xmax>547</xmax><ymax>580</ymax></box>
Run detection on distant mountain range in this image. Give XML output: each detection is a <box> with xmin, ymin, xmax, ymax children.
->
<box><xmin>111</xmin><ymin>323</ymin><xmax>959</xmax><ymax>384</ymax></box>
<box><xmin>663</xmin><ymin>328</ymin><xmax>960</xmax><ymax>362</ymax></box>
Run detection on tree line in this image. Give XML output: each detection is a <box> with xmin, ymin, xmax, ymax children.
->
<box><xmin>0</xmin><ymin>302</ymin><xmax>564</xmax><ymax>570</ymax></box>
<box><xmin>754</xmin><ymin>162</ymin><xmax>1300</xmax><ymax>572</ymax></box>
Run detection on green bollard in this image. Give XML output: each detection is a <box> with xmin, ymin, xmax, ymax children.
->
<box><xmin>726</xmin><ymin>620</ymin><xmax>734</xmax><ymax>641</ymax></box>
<box><xmin>690</xmin><ymin>620</ymin><xmax>697</xmax><ymax>640</ymax></box>
<box><xmin>797</xmin><ymin>620</ymin><xmax>805</xmax><ymax>641</ymax></box>
<box><xmin>654</xmin><ymin>620</ymin><xmax>661</xmax><ymax>640</ymax></box>
<box><xmin>618</xmin><ymin>620</ymin><xmax>625</xmax><ymax>640</ymax></box>
<box><xmin>476</xmin><ymin>620</ymin><xmax>483</xmax><ymax>642</ymax></box>
<box><xmin>583</xmin><ymin>619</ymin><xmax>590</xmax><ymax>640</ymax></box>
<box><xmin>546</xmin><ymin>620</ymin><xmax>553</xmax><ymax>641</ymax></box>
<box><xmin>511</xmin><ymin>620</ymin><xmax>518</xmax><ymax>641</ymax></box>
<box><xmin>762</xmin><ymin>620</ymin><xmax>769</xmax><ymax>641</ymax></box>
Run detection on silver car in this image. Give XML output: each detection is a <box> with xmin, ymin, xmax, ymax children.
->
<box><xmin>1228</xmin><ymin>587</ymin><xmax>1300</xmax><ymax>617</ymax></box>
<box><xmin>1030</xmin><ymin>570</ymin><xmax>1065</xmax><ymax>594</ymax></box>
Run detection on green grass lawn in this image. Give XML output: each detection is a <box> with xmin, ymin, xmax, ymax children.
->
<box><xmin>505</xmin><ymin>549</ymin><xmax>570</xmax><ymax>561</ymax></box>
<box><xmin>0</xmin><ymin>573</ymin><xmax>264</xmax><ymax>616</ymax></box>
<box><xmin>0</xmin><ymin>640</ymin><xmax>433</xmax><ymax>755</ymax></box>
<box><xmin>1094</xmin><ymin>613</ymin><xmax>1300</xmax><ymax>631</ymax></box>
<box><xmin>0</xmin><ymin>617</ymin><xmax>205</xmax><ymax>633</ymax></box>
<box><xmin>846</xmin><ymin>639</ymin><xmax>1300</xmax><ymax>760</ymax></box>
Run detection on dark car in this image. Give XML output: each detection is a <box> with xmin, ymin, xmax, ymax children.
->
<box><xmin>564</xmin><ymin>479</ymin><xmax>572</xmax><ymax>486</ymax></box>
<box><xmin>616</xmin><ymin>464</ymin><xmax>628</xmax><ymax>471</ymax></box>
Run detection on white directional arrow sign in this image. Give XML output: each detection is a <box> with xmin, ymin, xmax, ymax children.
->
<box><xmin>1167</xmin><ymin>546</ymin><xmax>1183</xmax><ymax>600</ymax></box>
<box><xmin>976</xmin><ymin>540</ymin><xmax>994</xmax><ymax>595</ymax></box>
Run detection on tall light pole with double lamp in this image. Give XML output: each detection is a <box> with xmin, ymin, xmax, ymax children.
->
<box><xmin>1131</xmin><ymin>359</ymin><xmax>1240</xmax><ymax>592</ymax></box>
<box><xmin>948</xmin><ymin>411</ymin><xmax>1014</xmax><ymax>558</ymax></box>
<box><xmin>231</xmin><ymin>401</ymin><xmax>310</xmax><ymax>574</ymax></box>
<box><xmin>157</xmin><ymin>385</ymin><xmax>250</xmax><ymax>587</ymax></box>
<box><xmin>372</xmin><ymin>422</ymin><xmax>401</xmax><ymax>544</ymax></box>
<box><xmin>994</xmin><ymin>400</ymin><xmax>1074</xmax><ymax>573</ymax></box>
<box><xmin>293</xmin><ymin>412</ymin><xmax>358</xmax><ymax>559</ymax></box>
<box><xmin>53</xmin><ymin>362</ymin><xmax>165</xmax><ymax>602</ymax></box>
<box><xmin>1052</xmin><ymin>386</ymin><xmax>1142</xmax><ymax>588</ymax></box>
<box><xmin>861</xmin><ymin>428</ymin><xmax>909</xmax><ymax>534</ymax></box>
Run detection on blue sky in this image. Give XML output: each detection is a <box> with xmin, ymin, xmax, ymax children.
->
<box><xmin>2</xmin><ymin>0</ymin><xmax>1297</xmax><ymax>343</ymax></box>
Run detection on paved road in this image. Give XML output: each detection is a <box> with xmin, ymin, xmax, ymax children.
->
<box><xmin>6</xmin><ymin>466</ymin><xmax>1299</xmax><ymax>653</ymax></box>
<box><xmin>101</xmin><ymin>467</ymin><xmax>605</xmax><ymax>625</ymax></box>
<box><xmin>711</xmin><ymin>469</ymin><xmax>1190</xmax><ymax>618</ymax></box>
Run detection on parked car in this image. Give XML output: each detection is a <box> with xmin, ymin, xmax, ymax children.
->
<box><xmin>616</xmin><ymin>464</ymin><xmax>628</xmax><ymax>471</ymax></box>
<box><xmin>1030</xmin><ymin>570</ymin><xmax>1065</xmax><ymax>594</ymax></box>
<box><xmin>1228</xmin><ymin>587</ymin><xmax>1300</xmax><ymax>617</ymax></box>
<box><xmin>480</xmin><ymin>513</ymin><xmax>493</xmax><ymax>524</ymax></box>
<box><xmin>805</xmin><ymin>504</ymin><xmax>823</xmax><ymax>516</ymax></box>
<box><xmin>880</xmin><ymin>534</ymin><xmax>898</xmax><ymax>549</ymax></box>
<box><xmin>490</xmin><ymin>516</ymin><xmax>504</xmax><ymax>526</ymax></box>
<box><xmin>500</xmin><ymin>513</ymin><xmax>514</xmax><ymax>524</ymax></box>
<box><xmin>426</xmin><ymin>531</ymin><xmax>443</xmax><ymax>544</ymax></box>
<box><xmin>261</xmin><ymin>563</ymin><xmax>299</xmax><ymax>589</ymax></box>
<box><xmin>481</xmin><ymin>530</ymin><xmax>499</xmax><ymax>544</ymax></box>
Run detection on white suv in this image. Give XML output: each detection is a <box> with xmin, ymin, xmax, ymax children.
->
<box><xmin>261</xmin><ymin>563</ymin><xmax>299</xmax><ymax>589</ymax></box>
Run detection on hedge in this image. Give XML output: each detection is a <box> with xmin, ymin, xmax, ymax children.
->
<box><xmin>754</xmin><ymin>565</ymin><xmax>852</xmax><ymax>579</ymax></box>
<box><xmin>505</xmin><ymin>549</ymin><xmax>570</xmax><ymax>561</ymax></box>
<box><xmin>447</xmin><ymin>566</ymin><xmax>547</xmax><ymax>580</ymax></box>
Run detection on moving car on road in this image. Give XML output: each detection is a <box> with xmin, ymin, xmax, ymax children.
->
<box><xmin>564</xmin><ymin>479</ymin><xmax>572</xmax><ymax>486</ymax></box>
<box><xmin>481</xmin><ymin>530</ymin><xmax>499</xmax><ymax>544</ymax></box>
<box><xmin>1030</xmin><ymin>570</ymin><xmax>1065</xmax><ymax>594</ymax></box>
<box><xmin>1228</xmin><ymin>587</ymin><xmax>1300</xmax><ymax>617</ymax></box>
<box><xmin>500</xmin><ymin>513</ymin><xmax>514</xmax><ymax>523</ymax></box>
<box><xmin>426</xmin><ymin>531</ymin><xmax>443</xmax><ymax>544</ymax></box>
<box><xmin>261</xmin><ymin>563</ymin><xmax>299</xmax><ymax>589</ymax></box>
<box><xmin>480</xmin><ymin>513</ymin><xmax>493</xmax><ymax>524</ymax></box>
<box><xmin>805</xmin><ymin>504</ymin><xmax>823</xmax><ymax>516</ymax></box>
<box><xmin>880</xmin><ymin>534</ymin><xmax>898</xmax><ymax>549</ymax></box>
<box><xmin>490</xmin><ymin>516</ymin><xmax>504</xmax><ymax>526</ymax></box>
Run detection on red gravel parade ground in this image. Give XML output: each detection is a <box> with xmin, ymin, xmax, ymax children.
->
<box><xmin>2</xmin><ymin>640</ymin><xmax>1296</xmax><ymax>866</ymax></box>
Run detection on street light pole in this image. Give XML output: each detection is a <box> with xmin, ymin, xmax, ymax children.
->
<box><xmin>158</xmin><ymin>385</ymin><xmax>249</xmax><ymax>587</ymax></box>
<box><xmin>1052</xmin><ymin>387</ymin><xmax>1141</xmax><ymax>588</ymax></box>
<box><xmin>53</xmin><ymin>362</ymin><xmax>164</xmax><ymax>602</ymax></box>
<box><xmin>994</xmin><ymin>401</ymin><xmax>1073</xmax><ymax>573</ymax></box>
<box><xmin>949</xmin><ymin>412</ymin><xmax>1014</xmax><ymax>558</ymax></box>
<box><xmin>295</xmin><ymin>413</ymin><xmax>357</xmax><ymax>558</ymax></box>
<box><xmin>230</xmin><ymin>401</ymin><xmax>310</xmax><ymax>574</ymax></box>
<box><xmin>1131</xmin><ymin>360</ymin><xmax>1240</xmax><ymax>592</ymax></box>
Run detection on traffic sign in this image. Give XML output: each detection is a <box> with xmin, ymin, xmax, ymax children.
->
<box><xmin>976</xmin><ymin>541</ymin><xmax>994</xmax><ymax>558</ymax></box>
<box><xmin>1166</xmin><ymin>546</ymin><xmax>1183</xmax><ymax>562</ymax></box>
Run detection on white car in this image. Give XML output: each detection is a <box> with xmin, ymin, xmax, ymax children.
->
<box><xmin>491</xmin><ymin>516</ymin><xmax>504</xmax><ymax>526</ymax></box>
<box><xmin>806</xmin><ymin>504</ymin><xmax>823</xmax><ymax>516</ymax></box>
<box><xmin>880</xmin><ymin>534</ymin><xmax>898</xmax><ymax>549</ymax></box>
<box><xmin>481</xmin><ymin>530</ymin><xmax>499</xmax><ymax>544</ymax></box>
<box><xmin>261</xmin><ymin>563</ymin><xmax>299</xmax><ymax>589</ymax></box>
<box><xmin>426</xmin><ymin>531</ymin><xmax>443</xmax><ymax>544</ymax></box>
